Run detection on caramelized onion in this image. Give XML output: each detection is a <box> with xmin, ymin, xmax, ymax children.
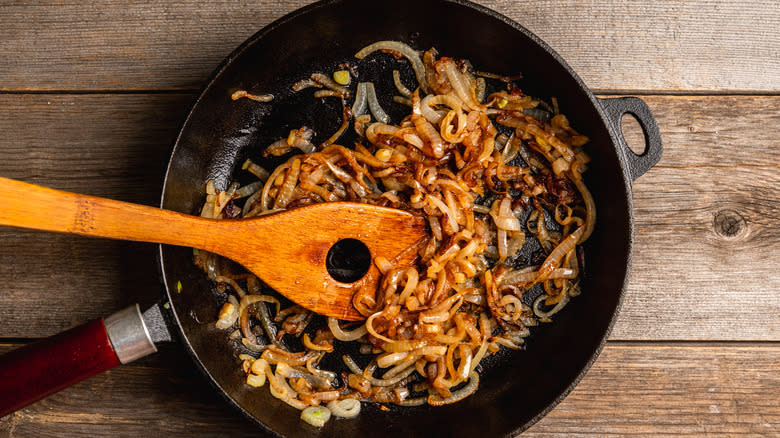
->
<box><xmin>203</xmin><ymin>43</ymin><xmax>595</xmax><ymax>422</ymax></box>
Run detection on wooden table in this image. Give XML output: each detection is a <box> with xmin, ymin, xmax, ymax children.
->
<box><xmin>0</xmin><ymin>1</ymin><xmax>777</xmax><ymax>436</ymax></box>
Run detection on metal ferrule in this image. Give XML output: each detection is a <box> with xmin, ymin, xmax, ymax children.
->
<box><xmin>104</xmin><ymin>304</ymin><xmax>157</xmax><ymax>364</ymax></box>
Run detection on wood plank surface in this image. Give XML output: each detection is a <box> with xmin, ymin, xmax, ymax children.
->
<box><xmin>615</xmin><ymin>166</ymin><xmax>780</xmax><ymax>341</ymax></box>
<box><xmin>0</xmin><ymin>94</ymin><xmax>189</xmax><ymax>197</ymax></box>
<box><xmin>0</xmin><ymin>342</ymin><xmax>776</xmax><ymax>437</ymax></box>
<box><xmin>0</xmin><ymin>94</ymin><xmax>187</xmax><ymax>337</ymax></box>
<box><xmin>1</xmin><ymin>2</ymin><xmax>777</xmax><ymax>434</ymax></box>
<box><xmin>621</xmin><ymin>96</ymin><xmax>780</xmax><ymax>168</ymax></box>
<box><xmin>0</xmin><ymin>1</ymin><xmax>778</xmax><ymax>92</ymax></box>
<box><xmin>0</xmin><ymin>94</ymin><xmax>777</xmax><ymax>340</ymax></box>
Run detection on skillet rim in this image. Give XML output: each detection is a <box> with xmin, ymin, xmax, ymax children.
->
<box><xmin>157</xmin><ymin>0</ymin><xmax>636</xmax><ymax>435</ymax></box>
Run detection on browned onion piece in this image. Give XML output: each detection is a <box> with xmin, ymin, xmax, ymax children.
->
<box><xmin>321</xmin><ymin>103</ymin><xmax>352</xmax><ymax>147</ymax></box>
<box><xmin>311</xmin><ymin>72</ymin><xmax>350</xmax><ymax>97</ymax></box>
<box><xmin>231</xmin><ymin>90</ymin><xmax>273</xmax><ymax>102</ymax></box>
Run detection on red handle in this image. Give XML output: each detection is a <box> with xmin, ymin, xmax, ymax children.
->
<box><xmin>0</xmin><ymin>318</ymin><xmax>120</xmax><ymax>417</ymax></box>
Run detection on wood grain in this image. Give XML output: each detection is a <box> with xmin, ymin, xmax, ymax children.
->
<box><xmin>0</xmin><ymin>342</ymin><xmax>776</xmax><ymax>437</ymax></box>
<box><xmin>526</xmin><ymin>342</ymin><xmax>780</xmax><ymax>437</ymax></box>
<box><xmin>615</xmin><ymin>95</ymin><xmax>780</xmax><ymax>168</ymax></box>
<box><xmin>0</xmin><ymin>94</ymin><xmax>185</xmax><ymax>337</ymax></box>
<box><xmin>0</xmin><ymin>176</ymin><xmax>425</xmax><ymax>321</ymax></box>
<box><xmin>0</xmin><ymin>1</ymin><xmax>778</xmax><ymax>92</ymax></box>
<box><xmin>613</xmin><ymin>166</ymin><xmax>780</xmax><ymax>340</ymax></box>
<box><xmin>1</xmin><ymin>94</ymin><xmax>777</xmax><ymax>340</ymax></box>
<box><xmin>1</xmin><ymin>1</ymin><xmax>775</xmax><ymax>436</ymax></box>
<box><xmin>0</xmin><ymin>229</ymin><xmax>163</xmax><ymax>338</ymax></box>
<box><xmin>0</xmin><ymin>93</ymin><xmax>188</xmax><ymax>199</ymax></box>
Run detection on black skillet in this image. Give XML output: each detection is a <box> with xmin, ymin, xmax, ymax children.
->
<box><xmin>160</xmin><ymin>0</ymin><xmax>661</xmax><ymax>436</ymax></box>
<box><xmin>0</xmin><ymin>0</ymin><xmax>662</xmax><ymax>436</ymax></box>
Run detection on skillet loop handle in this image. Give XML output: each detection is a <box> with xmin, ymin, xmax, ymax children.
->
<box><xmin>598</xmin><ymin>97</ymin><xmax>663</xmax><ymax>182</ymax></box>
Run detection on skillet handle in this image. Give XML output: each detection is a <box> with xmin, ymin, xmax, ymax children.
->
<box><xmin>0</xmin><ymin>304</ymin><xmax>156</xmax><ymax>417</ymax></box>
<box><xmin>598</xmin><ymin>97</ymin><xmax>663</xmax><ymax>182</ymax></box>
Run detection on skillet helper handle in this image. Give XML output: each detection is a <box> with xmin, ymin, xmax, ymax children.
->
<box><xmin>598</xmin><ymin>97</ymin><xmax>663</xmax><ymax>182</ymax></box>
<box><xmin>0</xmin><ymin>304</ymin><xmax>156</xmax><ymax>417</ymax></box>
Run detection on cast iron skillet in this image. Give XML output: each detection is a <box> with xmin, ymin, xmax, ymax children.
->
<box><xmin>159</xmin><ymin>0</ymin><xmax>662</xmax><ymax>436</ymax></box>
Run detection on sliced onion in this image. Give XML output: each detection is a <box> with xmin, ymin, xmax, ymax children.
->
<box><xmin>301</xmin><ymin>406</ymin><xmax>331</xmax><ymax>427</ymax></box>
<box><xmin>502</xmin><ymin>132</ymin><xmax>521</xmax><ymax>164</ymax></box>
<box><xmin>311</xmin><ymin>72</ymin><xmax>350</xmax><ymax>96</ymax></box>
<box><xmin>365</xmin><ymin>82</ymin><xmax>389</xmax><ymax>124</ymax></box>
<box><xmin>538</xmin><ymin>226</ymin><xmax>584</xmax><ymax>281</ymax></box>
<box><xmin>289</xmin><ymin>126</ymin><xmax>316</xmax><ymax>154</ymax></box>
<box><xmin>533</xmin><ymin>293</ymin><xmax>570</xmax><ymax>320</ymax></box>
<box><xmin>393</xmin><ymin>95</ymin><xmax>412</xmax><ymax>106</ymax></box>
<box><xmin>327</xmin><ymin>317</ymin><xmax>367</xmax><ymax>341</ymax></box>
<box><xmin>377</xmin><ymin>351</ymin><xmax>409</xmax><ymax>368</ymax></box>
<box><xmin>215</xmin><ymin>295</ymin><xmax>239</xmax><ymax>329</ymax></box>
<box><xmin>426</xmin><ymin>194</ymin><xmax>458</xmax><ymax>233</ymax></box>
<box><xmin>365</xmin><ymin>122</ymin><xmax>399</xmax><ymax>144</ymax></box>
<box><xmin>396</xmin><ymin>397</ymin><xmax>427</xmax><ymax>407</ymax></box>
<box><xmin>428</xmin><ymin>371</ymin><xmax>479</xmax><ymax>406</ymax></box>
<box><xmin>392</xmin><ymin>70</ymin><xmax>412</xmax><ymax>97</ymax></box>
<box><xmin>327</xmin><ymin>399</ymin><xmax>361</xmax><ymax>418</ymax></box>
<box><xmin>302</xmin><ymin>333</ymin><xmax>333</xmax><ymax>352</ymax></box>
<box><xmin>351</xmin><ymin>82</ymin><xmax>368</xmax><ymax>116</ymax></box>
<box><xmin>497</xmin><ymin>228</ymin><xmax>508</xmax><ymax>261</ymax></box>
<box><xmin>420</xmin><ymin>94</ymin><xmax>445</xmax><ymax>124</ymax></box>
<box><xmin>292</xmin><ymin>78</ymin><xmax>320</xmax><ymax>91</ymax></box>
<box><xmin>264</xmin><ymin>138</ymin><xmax>295</xmax><ymax>157</ymax></box>
<box><xmin>247</xmin><ymin>372</ymin><xmax>267</xmax><ymax>387</ymax></box>
<box><xmin>440</xmin><ymin>60</ymin><xmax>479</xmax><ymax>110</ymax></box>
<box><xmin>365</xmin><ymin>311</ymin><xmax>395</xmax><ymax>344</ymax></box>
<box><xmin>573</xmin><ymin>177</ymin><xmax>596</xmax><ymax>242</ymax></box>
<box><xmin>366</xmin><ymin>363</ymin><xmax>416</xmax><ymax>387</ymax></box>
<box><xmin>254</xmin><ymin>300</ymin><xmax>282</xmax><ymax>347</ymax></box>
<box><xmin>262</xmin><ymin>347</ymin><xmax>318</xmax><ymax>367</ymax></box>
<box><xmin>321</xmin><ymin>104</ymin><xmax>352</xmax><ymax>147</ymax></box>
<box><xmin>501</xmin><ymin>267</ymin><xmax>576</xmax><ymax>285</ymax></box>
<box><xmin>234</xmin><ymin>181</ymin><xmax>264</xmax><ymax>199</ymax></box>
<box><xmin>276</xmin><ymin>362</ymin><xmax>332</xmax><ymax>390</ymax></box>
<box><xmin>273</xmin><ymin>158</ymin><xmax>301</xmax><ymax>208</ymax></box>
<box><xmin>242</xmin><ymin>159</ymin><xmax>270</xmax><ymax>181</ymax></box>
<box><xmin>490</xmin><ymin>197</ymin><xmax>522</xmax><ymax>231</ymax></box>
<box><xmin>506</xmin><ymin>231</ymin><xmax>526</xmax><ymax>258</ymax></box>
<box><xmin>239</xmin><ymin>294</ymin><xmax>281</xmax><ymax>317</ymax></box>
<box><xmin>355</xmin><ymin>40</ymin><xmax>430</xmax><ymax>93</ymax></box>
<box><xmin>231</xmin><ymin>90</ymin><xmax>273</xmax><ymax>102</ymax></box>
<box><xmin>475</xmin><ymin>77</ymin><xmax>486</xmax><ymax>103</ymax></box>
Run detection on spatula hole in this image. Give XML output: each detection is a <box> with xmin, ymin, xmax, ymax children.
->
<box><xmin>326</xmin><ymin>238</ymin><xmax>371</xmax><ymax>283</ymax></box>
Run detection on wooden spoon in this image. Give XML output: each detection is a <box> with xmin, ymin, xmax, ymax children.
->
<box><xmin>0</xmin><ymin>177</ymin><xmax>428</xmax><ymax>321</ymax></box>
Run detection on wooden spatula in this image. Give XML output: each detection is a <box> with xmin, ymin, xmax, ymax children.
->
<box><xmin>0</xmin><ymin>177</ymin><xmax>428</xmax><ymax>321</ymax></box>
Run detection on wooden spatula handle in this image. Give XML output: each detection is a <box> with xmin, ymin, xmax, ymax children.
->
<box><xmin>0</xmin><ymin>177</ymin><xmax>429</xmax><ymax>321</ymax></box>
<box><xmin>0</xmin><ymin>176</ymin><xmax>218</xmax><ymax>249</ymax></box>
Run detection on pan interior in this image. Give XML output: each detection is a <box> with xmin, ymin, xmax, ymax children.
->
<box><xmin>161</xmin><ymin>1</ymin><xmax>633</xmax><ymax>436</ymax></box>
